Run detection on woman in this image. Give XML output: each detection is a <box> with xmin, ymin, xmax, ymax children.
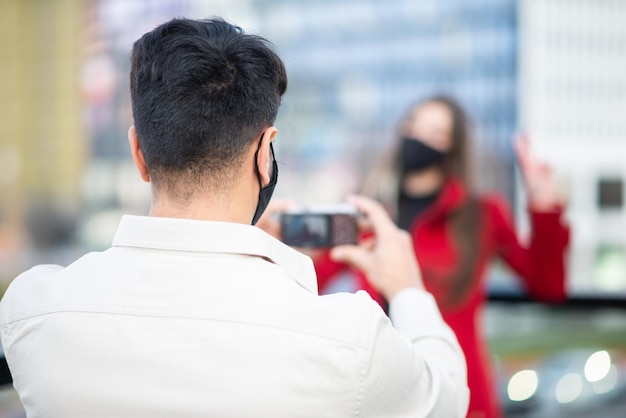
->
<box><xmin>316</xmin><ymin>96</ymin><xmax>570</xmax><ymax>418</ymax></box>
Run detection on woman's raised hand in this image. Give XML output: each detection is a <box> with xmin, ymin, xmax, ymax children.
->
<box><xmin>514</xmin><ymin>134</ymin><xmax>564</xmax><ymax>211</ymax></box>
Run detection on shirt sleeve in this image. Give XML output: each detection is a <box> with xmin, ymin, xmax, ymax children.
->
<box><xmin>487</xmin><ymin>194</ymin><xmax>570</xmax><ymax>302</ymax></box>
<box><xmin>358</xmin><ymin>288</ymin><xmax>469</xmax><ymax>417</ymax></box>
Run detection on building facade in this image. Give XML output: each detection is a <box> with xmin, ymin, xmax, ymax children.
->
<box><xmin>518</xmin><ymin>0</ymin><xmax>626</xmax><ymax>297</ymax></box>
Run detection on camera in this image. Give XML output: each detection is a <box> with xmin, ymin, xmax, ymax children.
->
<box><xmin>280</xmin><ymin>203</ymin><xmax>359</xmax><ymax>248</ymax></box>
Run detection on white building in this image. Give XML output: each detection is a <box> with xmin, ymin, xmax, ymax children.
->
<box><xmin>518</xmin><ymin>0</ymin><xmax>626</xmax><ymax>296</ymax></box>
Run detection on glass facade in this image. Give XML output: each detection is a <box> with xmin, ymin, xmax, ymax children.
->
<box><xmin>250</xmin><ymin>0</ymin><xmax>519</xmax><ymax>203</ymax></box>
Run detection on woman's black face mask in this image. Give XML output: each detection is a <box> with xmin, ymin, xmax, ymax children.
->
<box><xmin>399</xmin><ymin>137</ymin><xmax>446</xmax><ymax>174</ymax></box>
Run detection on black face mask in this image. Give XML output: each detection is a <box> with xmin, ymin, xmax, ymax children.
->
<box><xmin>251</xmin><ymin>135</ymin><xmax>278</xmax><ymax>225</ymax></box>
<box><xmin>400</xmin><ymin>137</ymin><xmax>445</xmax><ymax>173</ymax></box>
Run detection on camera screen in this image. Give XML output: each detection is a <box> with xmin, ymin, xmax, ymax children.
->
<box><xmin>281</xmin><ymin>214</ymin><xmax>331</xmax><ymax>248</ymax></box>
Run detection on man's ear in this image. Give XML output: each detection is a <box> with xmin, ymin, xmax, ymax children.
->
<box><xmin>256</xmin><ymin>126</ymin><xmax>278</xmax><ymax>186</ymax></box>
<box><xmin>128</xmin><ymin>126</ymin><xmax>150</xmax><ymax>183</ymax></box>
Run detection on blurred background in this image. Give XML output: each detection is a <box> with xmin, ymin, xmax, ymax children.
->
<box><xmin>1</xmin><ymin>0</ymin><xmax>625</xmax><ymax>416</ymax></box>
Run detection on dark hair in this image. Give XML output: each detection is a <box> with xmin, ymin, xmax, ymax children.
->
<box><xmin>130</xmin><ymin>17</ymin><xmax>287</xmax><ymax>198</ymax></box>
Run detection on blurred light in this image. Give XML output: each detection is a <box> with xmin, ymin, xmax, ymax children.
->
<box><xmin>584</xmin><ymin>350</ymin><xmax>612</xmax><ymax>382</ymax></box>
<box><xmin>507</xmin><ymin>370</ymin><xmax>538</xmax><ymax>402</ymax></box>
<box><xmin>555</xmin><ymin>373</ymin><xmax>583</xmax><ymax>404</ymax></box>
<box><xmin>593</xmin><ymin>365</ymin><xmax>618</xmax><ymax>394</ymax></box>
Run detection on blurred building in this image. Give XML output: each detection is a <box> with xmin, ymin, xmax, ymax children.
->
<box><xmin>518</xmin><ymin>0</ymin><xmax>626</xmax><ymax>297</ymax></box>
<box><xmin>190</xmin><ymin>0</ymin><xmax>519</xmax><ymax>203</ymax></box>
<box><xmin>3</xmin><ymin>0</ymin><xmax>625</xmax><ymax>298</ymax></box>
<box><xmin>0</xmin><ymin>0</ymin><xmax>85</xmax><ymax>285</ymax></box>
<box><xmin>76</xmin><ymin>0</ymin><xmax>189</xmax><ymax>250</ymax></box>
<box><xmin>0</xmin><ymin>0</ymin><xmax>522</xmax><ymax>284</ymax></box>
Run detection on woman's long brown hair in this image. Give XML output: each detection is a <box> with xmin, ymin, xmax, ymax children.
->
<box><xmin>420</xmin><ymin>95</ymin><xmax>482</xmax><ymax>309</ymax></box>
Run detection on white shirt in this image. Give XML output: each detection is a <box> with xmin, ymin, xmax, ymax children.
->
<box><xmin>0</xmin><ymin>215</ymin><xmax>468</xmax><ymax>417</ymax></box>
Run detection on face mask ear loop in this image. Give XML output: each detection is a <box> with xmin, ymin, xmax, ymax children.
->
<box><xmin>253</xmin><ymin>133</ymin><xmax>265</xmax><ymax>189</ymax></box>
<box><xmin>251</xmin><ymin>133</ymin><xmax>278</xmax><ymax>225</ymax></box>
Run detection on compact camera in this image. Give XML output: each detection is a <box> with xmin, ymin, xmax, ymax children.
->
<box><xmin>280</xmin><ymin>203</ymin><xmax>359</xmax><ymax>248</ymax></box>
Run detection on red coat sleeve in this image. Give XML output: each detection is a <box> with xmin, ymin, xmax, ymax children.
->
<box><xmin>486</xmin><ymin>195</ymin><xmax>570</xmax><ymax>302</ymax></box>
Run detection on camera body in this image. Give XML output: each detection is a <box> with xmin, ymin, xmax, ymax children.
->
<box><xmin>280</xmin><ymin>203</ymin><xmax>359</xmax><ymax>248</ymax></box>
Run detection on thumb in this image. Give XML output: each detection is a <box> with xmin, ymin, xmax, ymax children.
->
<box><xmin>330</xmin><ymin>245</ymin><xmax>370</xmax><ymax>272</ymax></box>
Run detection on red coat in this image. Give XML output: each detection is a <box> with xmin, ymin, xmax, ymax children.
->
<box><xmin>315</xmin><ymin>179</ymin><xmax>570</xmax><ymax>418</ymax></box>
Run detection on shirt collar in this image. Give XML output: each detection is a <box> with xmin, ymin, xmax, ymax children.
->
<box><xmin>112</xmin><ymin>215</ymin><xmax>318</xmax><ymax>294</ymax></box>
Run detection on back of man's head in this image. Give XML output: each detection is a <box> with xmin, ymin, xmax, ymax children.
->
<box><xmin>130</xmin><ymin>18</ymin><xmax>287</xmax><ymax>200</ymax></box>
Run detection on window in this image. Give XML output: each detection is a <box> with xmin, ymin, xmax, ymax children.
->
<box><xmin>597</xmin><ymin>177</ymin><xmax>623</xmax><ymax>209</ymax></box>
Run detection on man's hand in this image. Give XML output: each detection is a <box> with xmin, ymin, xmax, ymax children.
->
<box><xmin>255</xmin><ymin>199</ymin><xmax>324</xmax><ymax>258</ymax></box>
<box><xmin>329</xmin><ymin>195</ymin><xmax>424</xmax><ymax>301</ymax></box>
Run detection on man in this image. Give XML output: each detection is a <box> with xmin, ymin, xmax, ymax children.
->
<box><xmin>0</xmin><ymin>18</ymin><xmax>468</xmax><ymax>417</ymax></box>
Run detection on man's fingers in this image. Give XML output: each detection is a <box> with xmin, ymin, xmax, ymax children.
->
<box><xmin>330</xmin><ymin>245</ymin><xmax>370</xmax><ymax>272</ymax></box>
<box><xmin>360</xmin><ymin>236</ymin><xmax>376</xmax><ymax>251</ymax></box>
<box><xmin>345</xmin><ymin>195</ymin><xmax>397</xmax><ymax>237</ymax></box>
